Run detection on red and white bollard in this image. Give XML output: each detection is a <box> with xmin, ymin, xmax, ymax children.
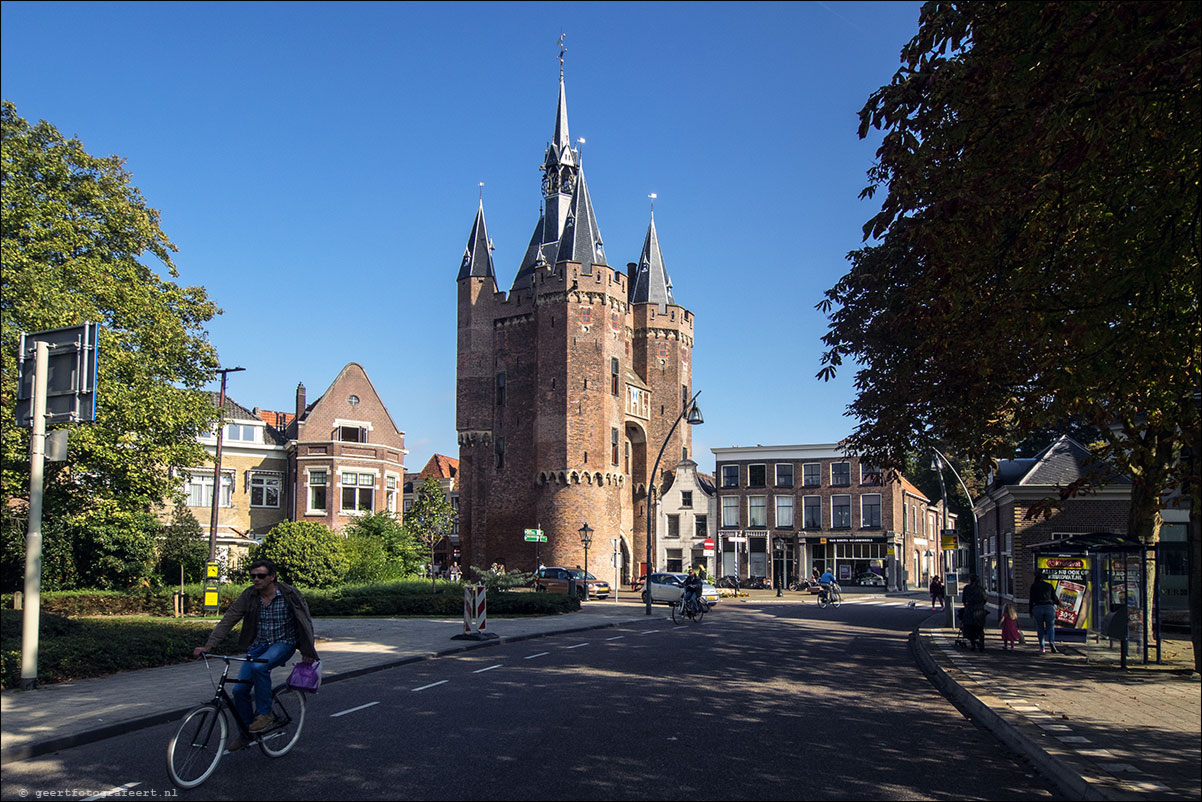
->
<box><xmin>463</xmin><ymin>584</ymin><xmax>487</xmax><ymax>634</ymax></box>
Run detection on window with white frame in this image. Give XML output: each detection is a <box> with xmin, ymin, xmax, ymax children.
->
<box><xmin>775</xmin><ymin>463</ymin><xmax>794</xmax><ymax>487</ymax></box>
<box><xmin>340</xmin><ymin>472</ymin><xmax>375</xmax><ymax>512</ymax></box>
<box><xmin>748</xmin><ymin>464</ymin><xmax>767</xmax><ymax>487</ymax></box>
<box><xmin>721</xmin><ymin>465</ymin><xmax>739</xmax><ymax>488</ymax></box>
<box><xmin>186</xmin><ymin>472</ymin><xmax>232</xmax><ymax>508</ymax></box>
<box><xmin>721</xmin><ymin>496</ymin><xmax>739</xmax><ymax>527</ymax></box>
<box><xmin>223</xmin><ymin>423</ymin><xmax>258</xmax><ymax>443</ymax></box>
<box><xmin>803</xmin><ymin>496</ymin><xmax>822</xmax><ymax>529</ymax></box>
<box><xmin>803</xmin><ymin>463</ymin><xmax>821</xmax><ymax>487</ymax></box>
<box><xmin>337</xmin><ymin>425</ymin><xmax>367</xmax><ymax>443</ymax></box>
<box><xmin>694</xmin><ymin>515</ymin><xmax>707</xmax><ymax>539</ymax></box>
<box><xmin>775</xmin><ymin>495</ymin><xmax>794</xmax><ymax>527</ymax></box>
<box><xmin>249</xmin><ymin>473</ymin><xmax>281</xmax><ymax>508</ymax></box>
<box><xmin>860</xmin><ymin>463</ymin><xmax>881</xmax><ymax>484</ymax></box>
<box><xmin>861</xmin><ymin>494</ymin><xmax>882</xmax><ymax>528</ymax></box>
<box><xmin>832</xmin><ymin>495</ymin><xmax>852</xmax><ymax>528</ymax></box>
<box><xmin>681</xmin><ymin>490</ymin><xmax>693</xmax><ymax>508</ymax></box>
<box><xmin>831</xmin><ymin>462</ymin><xmax>851</xmax><ymax>487</ymax></box>
<box><xmin>386</xmin><ymin>475</ymin><xmax>398</xmax><ymax>513</ymax></box>
<box><xmin>309</xmin><ymin>470</ymin><xmax>328</xmax><ymax>512</ymax></box>
<box><xmin>748</xmin><ymin>495</ymin><xmax>767</xmax><ymax>527</ymax></box>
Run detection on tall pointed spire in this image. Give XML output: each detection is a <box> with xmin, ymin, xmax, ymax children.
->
<box><xmin>457</xmin><ymin>198</ymin><xmax>496</xmax><ymax>281</ymax></box>
<box><xmin>555</xmin><ymin>169</ymin><xmax>606</xmax><ymax>274</ymax></box>
<box><xmin>630</xmin><ymin>211</ymin><xmax>674</xmax><ymax>305</ymax></box>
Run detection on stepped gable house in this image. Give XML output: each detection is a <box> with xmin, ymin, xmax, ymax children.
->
<box><xmin>456</xmin><ymin>66</ymin><xmax>696</xmax><ymax>581</ymax></box>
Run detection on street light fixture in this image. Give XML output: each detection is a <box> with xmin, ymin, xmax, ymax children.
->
<box><xmin>646</xmin><ymin>391</ymin><xmax>704</xmax><ymax>616</ymax></box>
<box><xmin>773</xmin><ymin>537</ymin><xmax>784</xmax><ymax>597</ymax></box>
<box><xmin>578</xmin><ymin>523</ymin><xmax>593</xmax><ymax>603</ymax></box>
<box><xmin>208</xmin><ymin>366</ymin><xmax>245</xmax><ymax>562</ymax></box>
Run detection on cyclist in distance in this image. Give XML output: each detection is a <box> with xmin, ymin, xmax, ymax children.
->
<box><xmin>818</xmin><ymin>567</ymin><xmax>837</xmax><ymax>603</ymax></box>
<box><xmin>681</xmin><ymin>567</ymin><xmax>703</xmax><ymax>612</ymax></box>
<box><xmin>193</xmin><ymin>559</ymin><xmax>318</xmax><ymax>751</ymax></box>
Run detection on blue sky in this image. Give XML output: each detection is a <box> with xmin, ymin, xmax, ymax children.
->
<box><xmin>2</xmin><ymin>0</ymin><xmax>923</xmax><ymax>468</ymax></box>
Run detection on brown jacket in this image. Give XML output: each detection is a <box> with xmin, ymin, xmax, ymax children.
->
<box><xmin>204</xmin><ymin>581</ymin><xmax>318</xmax><ymax>660</ymax></box>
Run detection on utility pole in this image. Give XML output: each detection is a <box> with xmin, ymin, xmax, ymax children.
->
<box><xmin>208</xmin><ymin>367</ymin><xmax>244</xmax><ymax>562</ymax></box>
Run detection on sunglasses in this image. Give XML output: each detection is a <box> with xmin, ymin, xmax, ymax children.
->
<box><xmin>250</xmin><ymin>573</ymin><xmax>270</xmax><ymax>579</ymax></box>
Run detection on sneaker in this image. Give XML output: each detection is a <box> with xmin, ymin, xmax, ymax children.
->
<box><xmin>1039</xmin><ymin>646</ymin><xmax>1046</xmax><ymax>654</ymax></box>
<box><xmin>227</xmin><ymin>734</ymin><xmax>249</xmax><ymax>753</ymax></box>
<box><xmin>248</xmin><ymin>714</ymin><xmax>275</xmax><ymax>733</ymax></box>
<box><xmin>1049</xmin><ymin>643</ymin><xmax>1058</xmax><ymax>653</ymax></box>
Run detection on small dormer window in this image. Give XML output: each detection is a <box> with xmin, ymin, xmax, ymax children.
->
<box><xmin>338</xmin><ymin>426</ymin><xmax>366</xmax><ymax>443</ymax></box>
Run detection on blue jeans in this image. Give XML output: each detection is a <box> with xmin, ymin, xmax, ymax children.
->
<box><xmin>1032</xmin><ymin>604</ymin><xmax>1057</xmax><ymax>648</ymax></box>
<box><xmin>233</xmin><ymin>641</ymin><xmax>296</xmax><ymax>726</ymax></box>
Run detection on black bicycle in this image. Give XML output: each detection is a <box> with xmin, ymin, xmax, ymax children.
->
<box><xmin>672</xmin><ymin>594</ymin><xmax>709</xmax><ymax>624</ymax></box>
<box><xmin>166</xmin><ymin>654</ymin><xmax>307</xmax><ymax>788</ymax></box>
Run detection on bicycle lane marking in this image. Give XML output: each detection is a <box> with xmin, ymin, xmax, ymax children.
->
<box><xmin>331</xmin><ymin>701</ymin><xmax>380</xmax><ymax>717</ymax></box>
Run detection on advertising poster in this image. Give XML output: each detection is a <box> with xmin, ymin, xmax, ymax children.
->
<box><xmin>1037</xmin><ymin>556</ymin><xmax>1091</xmax><ymax>630</ymax></box>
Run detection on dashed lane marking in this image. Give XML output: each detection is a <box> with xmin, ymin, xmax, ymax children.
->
<box><xmin>331</xmin><ymin>701</ymin><xmax>380</xmax><ymax>717</ymax></box>
<box><xmin>411</xmin><ymin>680</ymin><xmax>449</xmax><ymax>692</ymax></box>
<box><xmin>473</xmin><ymin>664</ymin><xmax>503</xmax><ymax>673</ymax></box>
<box><xmin>82</xmin><ymin>784</ymin><xmax>142</xmax><ymax>801</ymax></box>
<box><xmin>566</xmin><ymin>643</ymin><xmax>588</xmax><ymax>649</ymax></box>
<box><xmin>524</xmin><ymin>652</ymin><xmax>550</xmax><ymax>660</ymax></box>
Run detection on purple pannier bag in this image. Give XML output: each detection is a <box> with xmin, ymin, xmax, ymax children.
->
<box><xmin>286</xmin><ymin>660</ymin><xmax>321</xmax><ymax>693</ymax></box>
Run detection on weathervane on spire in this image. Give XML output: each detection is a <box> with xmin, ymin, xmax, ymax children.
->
<box><xmin>558</xmin><ymin>33</ymin><xmax>567</xmax><ymax>77</ymax></box>
<box><xmin>648</xmin><ymin>193</ymin><xmax>657</xmax><ymax>213</ymax></box>
<box><xmin>479</xmin><ymin>181</ymin><xmax>485</xmax><ymax>201</ymax></box>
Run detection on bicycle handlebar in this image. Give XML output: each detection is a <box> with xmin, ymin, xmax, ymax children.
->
<box><xmin>199</xmin><ymin>653</ymin><xmax>268</xmax><ymax>664</ymax></box>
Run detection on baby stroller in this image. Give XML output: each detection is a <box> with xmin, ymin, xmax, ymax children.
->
<box><xmin>955</xmin><ymin>605</ymin><xmax>989</xmax><ymax>651</ymax></box>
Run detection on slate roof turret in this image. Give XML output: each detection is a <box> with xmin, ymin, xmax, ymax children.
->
<box><xmin>457</xmin><ymin>199</ymin><xmax>496</xmax><ymax>281</ymax></box>
<box><xmin>554</xmin><ymin>169</ymin><xmax>606</xmax><ymax>274</ymax></box>
<box><xmin>630</xmin><ymin>212</ymin><xmax>674</xmax><ymax>306</ymax></box>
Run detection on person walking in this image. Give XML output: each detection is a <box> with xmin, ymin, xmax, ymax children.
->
<box><xmin>1001</xmin><ymin>603</ymin><xmax>1022</xmax><ymax>650</ymax></box>
<box><xmin>930</xmin><ymin>575</ymin><xmax>946</xmax><ymax>610</ymax></box>
<box><xmin>961</xmin><ymin>573</ymin><xmax>988</xmax><ymax>651</ymax></box>
<box><xmin>193</xmin><ymin>559</ymin><xmax>318</xmax><ymax>751</ymax></box>
<box><xmin>1029</xmin><ymin>569</ymin><xmax>1060</xmax><ymax>654</ymax></box>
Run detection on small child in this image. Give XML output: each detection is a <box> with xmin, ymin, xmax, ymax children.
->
<box><xmin>1001</xmin><ymin>603</ymin><xmax>1021</xmax><ymax>650</ymax></box>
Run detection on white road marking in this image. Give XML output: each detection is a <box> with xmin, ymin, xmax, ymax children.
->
<box><xmin>605</xmin><ymin>635</ymin><xmax>625</xmax><ymax>641</ymax></box>
<box><xmin>636</xmin><ymin>629</ymin><xmax>658</xmax><ymax>636</ymax></box>
<box><xmin>331</xmin><ymin>701</ymin><xmax>380</xmax><ymax>717</ymax></box>
<box><xmin>566</xmin><ymin>642</ymin><xmax>588</xmax><ymax>649</ymax></box>
<box><xmin>82</xmin><ymin>783</ymin><xmax>141</xmax><ymax>801</ymax></box>
<box><xmin>524</xmin><ymin>651</ymin><xmax>550</xmax><ymax>660</ymax></box>
<box><xmin>473</xmin><ymin>664</ymin><xmax>503</xmax><ymax>673</ymax></box>
<box><xmin>412</xmin><ymin>680</ymin><xmax>449</xmax><ymax>692</ymax></box>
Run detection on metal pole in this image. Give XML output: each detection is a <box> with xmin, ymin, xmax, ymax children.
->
<box><xmin>645</xmin><ymin>391</ymin><xmax>702</xmax><ymax>616</ymax></box>
<box><xmin>933</xmin><ymin>448</ymin><xmax>979</xmax><ymax>579</ymax></box>
<box><xmin>207</xmin><ymin>367</ymin><xmax>244</xmax><ymax>562</ymax></box>
<box><xmin>20</xmin><ymin>342</ymin><xmax>49</xmax><ymax>690</ymax></box>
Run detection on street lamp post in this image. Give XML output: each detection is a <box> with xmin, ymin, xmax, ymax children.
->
<box><xmin>208</xmin><ymin>366</ymin><xmax>245</xmax><ymax>562</ymax></box>
<box><xmin>773</xmin><ymin>537</ymin><xmax>784</xmax><ymax>597</ymax></box>
<box><xmin>931</xmin><ymin>449</ymin><xmax>979</xmax><ymax>579</ymax></box>
<box><xmin>646</xmin><ymin>391</ymin><xmax>704</xmax><ymax>616</ymax></box>
<box><xmin>578</xmin><ymin>523</ymin><xmax>593</xmax><ymax>602</ymax></box>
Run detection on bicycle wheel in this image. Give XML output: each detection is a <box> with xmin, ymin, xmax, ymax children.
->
<box><xmin>166</xmin><ymin>703</ymin><xmax>227</xmax><ymax>789</ymax></box>
<box><xmin>694</xmin><ymin>601</ymin><xmax>706</xmax><ymax>622</ymax></box>
<box><xmin>818</xmin><ymin>595</ymin><xmax>829</xmax><ymax>609</ymax></box>
<box><xmin>258</xmin><ymin>684</ymin><xmax>306</xmax><ymax>757</ymax></box>
<box><xmin>832</xmin><ymin>594</ymin><xmax>842</xmax><ymax>608</ymax></box>
<box><xmin>671</xmin><ymin>599</ymin><xmax>684</xmax><ymax>624</ymax></box>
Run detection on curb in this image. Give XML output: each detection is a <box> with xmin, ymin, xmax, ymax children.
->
<box><xmin>0</xmin><ymin>616</ymin><xmax>648</xmax><ymax>765</ymax></box>
<box><xmin>909</xmin><ymin>625</ymin><xmax>1114</xmax><ymax>801</ymax></box>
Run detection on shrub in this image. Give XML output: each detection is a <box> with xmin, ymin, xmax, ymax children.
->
<box><xmin>341</xmin><ymin>511</ymin><xmax>419</xmax><ymax>577</ymax></box>
<box><xmin>252</xmin><ymin>521</ymin><xmax>348</xmax><ymax>588</ymax></box>
<box><xmin>342</xmin><ymin>533</ymin><xmax>403</xmax><ymax>585</ymax></box>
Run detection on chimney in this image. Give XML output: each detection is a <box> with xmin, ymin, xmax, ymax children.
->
<box><xmin>295</xmin><ymin>382</ymin><xmax>306</xmax><ymax>421</ymax></box>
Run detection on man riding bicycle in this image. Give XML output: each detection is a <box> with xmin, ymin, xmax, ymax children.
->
<box><xmin>193</xmin><ymin>559</ymin><xmax>318</xmax><ymax>751</ymax></box>
<box><xmin>681</xmin><ymin>568</ymin><xmax>704</xmax><ymax>612</ymax></box>
<box><xmin>818</xmin><ymin>568</ymin><xmax>839</xmax><ymax>603</ymax></box>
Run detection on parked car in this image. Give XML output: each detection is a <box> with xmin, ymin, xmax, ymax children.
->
<box><xmin>856</xmin><ymin>571</ymin><xmax>886</xmax><ymax>587</ymax></box>
<box><xmin>640</xmin><ymin>572</ymin><xmax>720</xmax><ymax>606</ymax></box>
<box><xmin>534</xmin><ymin>566</ymin><xmax>611</xmax><ymax>599</ymax></box>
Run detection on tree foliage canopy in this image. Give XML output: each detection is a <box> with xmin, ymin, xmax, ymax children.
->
<box><xmin>404</xmin><ymin>477</ymin><xmax>456</xmax><ymax>589</ymax></box>
<box><xmin>818</xmin><ymin>2</ymin><xmax>1200</xmax><ymax>518</ymax></box>
<box><xmin>1</xmin><ymin>101</ymin><xmax>221</xmax><ymax>586</ymax></box>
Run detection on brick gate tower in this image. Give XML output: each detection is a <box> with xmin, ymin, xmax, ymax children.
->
<box><xmin>455</xmin><ymin>63</ymin><xmax>696</xmax><ymax>582</ymax></box>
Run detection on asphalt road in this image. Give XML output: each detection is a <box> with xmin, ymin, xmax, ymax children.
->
<box><xmin>0</xmin><ymin>599</ymin><xmax>1060</xmax><ymax>801</ymax></box>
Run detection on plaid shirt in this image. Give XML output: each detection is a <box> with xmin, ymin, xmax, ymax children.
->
<box><xmin>252</xmin><ymin>588</ymin><xmax>297</xmax><ymax>649</ymax></box>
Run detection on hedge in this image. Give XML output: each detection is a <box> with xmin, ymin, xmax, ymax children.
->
<box><xmin>0</xmin><ymin>609</ymin><xmax>239</xmax><ymax>690</ymax></box>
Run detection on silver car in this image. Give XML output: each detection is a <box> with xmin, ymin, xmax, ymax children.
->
<box><xmin>640</xmin><ymin>572</ymin><xmax>720</xmax><ymax>606</ymax></box>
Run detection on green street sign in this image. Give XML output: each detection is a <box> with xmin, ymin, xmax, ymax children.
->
<box><xmin>524</xmin><ymin>528</ymin><xmax>547</xmax><ymax>542</ymax></box>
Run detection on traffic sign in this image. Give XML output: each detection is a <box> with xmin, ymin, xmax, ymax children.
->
<box><xmin>703</xmin><ymin>538</ymin><xmax>715</xmax><ymax>552</ymax></box>
<box><xmin>523</xmin><ymin>528</ymin><xmax>547</xmax><ymax>542</ymax></box>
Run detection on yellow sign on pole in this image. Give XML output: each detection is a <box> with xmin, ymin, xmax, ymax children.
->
<box><xmin>941</xmin><ymin>534</ymin><xmax>958</xmax><ymax>550</ymax></box>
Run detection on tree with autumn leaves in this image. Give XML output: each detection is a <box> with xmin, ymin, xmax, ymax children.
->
<box><xmin>818</xmin><ymin>3</ymin><xmax>1199</xmax><ymax>667</ymax></box>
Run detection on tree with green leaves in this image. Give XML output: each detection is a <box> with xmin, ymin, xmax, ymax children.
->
<box><xmin>251</xmin><ymin>521</ymin><xmax>348</xmax><ymax>589</ymax></box>
<box><xmin>405</xmin><ymin>477</ymin><xmax>456</xmax><ymax>591</ymax></box>
<box><xmin>157</xmin><ymin>498</ymin><xmax>208</xmax><ymax>586</ymax></box>
<box><xmin>1</xmin><ymin>101</ymin><xmax>221</xmax><ymax>588</ymax></box>
<box><xmin>341</xmin><ymin>510</ymin><xmax>420</xmax><ymax>583</ymax></box>
<box><xmin>818</xmin><ymin>2</ymin><xmax>1200</xmax><ymax>668</ymax></box>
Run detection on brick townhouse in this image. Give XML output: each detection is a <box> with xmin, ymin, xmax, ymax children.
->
<box><xmin>712</xmin><ymin>444</ymin><xmax>956</xmax><ymax>591</ymax></box>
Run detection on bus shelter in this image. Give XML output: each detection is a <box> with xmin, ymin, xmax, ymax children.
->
<box><xmin>1030</xmin><ymin>533</ymin><xmax>1160</xmax><ymax>665</ymax></box>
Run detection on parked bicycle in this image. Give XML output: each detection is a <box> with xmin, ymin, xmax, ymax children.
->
<box><xmin>671</xmin><ymin>594</ymin><xmax>709</xmax><ymax>624</ymax></box>
<box><xmin>817</xmin><ymin>581</ymin><xmax>843</xmax><ymax>609</ymax></box>
<box><xmin>166</xmin><ymin>654</ymin><xmax>307</xmax><ymax>789</ymax></box>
